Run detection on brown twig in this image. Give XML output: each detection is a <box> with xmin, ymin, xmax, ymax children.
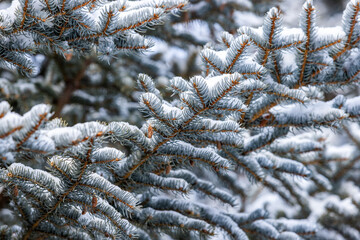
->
<box><xmin>53</xmin><ymin>58</ymin><xmax>92</xmax><ymax>118</ymax></box>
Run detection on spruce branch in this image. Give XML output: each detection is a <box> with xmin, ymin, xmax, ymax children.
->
<box><xmin>1</xmin><ymin>0</ymin><xmax>360</xmax><ymax>239</ymax></box>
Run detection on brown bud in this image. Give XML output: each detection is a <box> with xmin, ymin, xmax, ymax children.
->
<box><xmin>148</xmin><ymin>124</ymin><xmax>153</xmax><ymax>138</ymax></box>
<box><xmin>13</xmin><ymin>185</ymin><xmax>18</xmax><ymax>197</ymax></box>
<box><xmin>259</xmin><ymin>118</ymin><xmax>268</xmax><ymax>127</ymax></box>
<box><xmin>189</xmin><ymin>159</ymin><xmax>195</xmax><ymax>166</ymax></box>
<box><xmin>92</xmin><ymin>195</ymin><xmax>97</xmax><ymax>209</ymax></box>
<box><xmin>64</xmin><ymin>52</ymin><xmax>73</xmax><ymax>61</ymax></box>
<box><xmin>217</xmin><ymin>141</ymin><xmax>222</xmax><ymax>150</ymax></box>
<box><xmin>166</xmin><ymin>164</ymin><xmax>171</xmax><ymax>174</ymax></box>
<box><xmin>82</xmin><ymin>205</ymin><xmax>87</xmax><ymax>215</ymax></box>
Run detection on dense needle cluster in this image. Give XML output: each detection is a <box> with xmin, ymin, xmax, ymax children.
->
<box><xmin>0</xmin><ymin>0</ymin><xmax>360</xmax><ymax>239</ymax></box>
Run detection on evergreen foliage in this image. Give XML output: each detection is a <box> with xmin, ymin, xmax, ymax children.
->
<box><xmin>0</xmin><ymin>0</ymin><xmax>187</xmax><ymax>75</ymax></box>
<box><xmin>0</xmin><ymin>0</ymin><xmax>360</xmax><ymax>239</ymax></box>
<box><xmin>0</xmin><ymin>0</ymin><xmax>187</xmax><ymax>124</ymax></box>
<box><xmin>0</xmin><ymin>0</ymin><xmax>279</xmax><ymax>125</ymax></box>
<box><xmin>284</xmin><ymin>123</ymin><xmax>360</xmax><ymax>240</ymax></box>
